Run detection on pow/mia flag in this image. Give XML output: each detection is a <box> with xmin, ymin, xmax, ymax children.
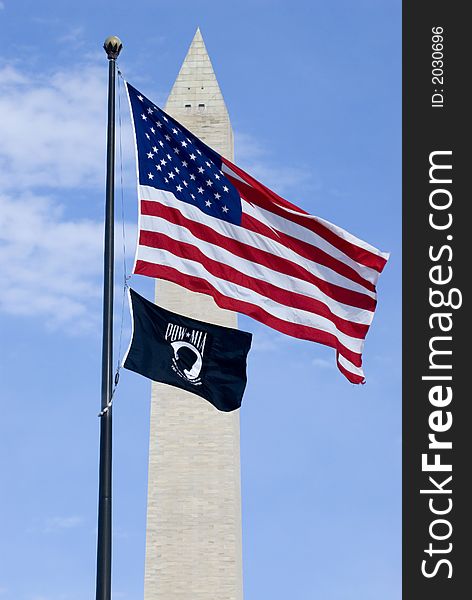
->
<box><xmin>123</xmin><ymin>289</ymin><xmax>252</xmax><ymax>412</ymax></box>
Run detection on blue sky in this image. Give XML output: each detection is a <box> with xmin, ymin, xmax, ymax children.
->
<box><xmin>0</xmin><ymin>1</ymin><xmax>401</xmax><ymax>599</ymax></box>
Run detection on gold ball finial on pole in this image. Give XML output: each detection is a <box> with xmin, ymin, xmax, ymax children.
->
<box><xmin>103</xmin><ymin>36</ymin><xmax>123</xmax><ymax>60</ymax></box>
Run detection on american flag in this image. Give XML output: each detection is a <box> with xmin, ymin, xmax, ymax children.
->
<box><xmin>126</xmin><ymin>82</ymin><xmax>389</xmax><ymax>384</ymax></box>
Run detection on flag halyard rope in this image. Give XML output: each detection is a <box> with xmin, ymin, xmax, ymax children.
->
<box><xmin>99</xmin><ymin>72</ymin><xmax>131</xmax><ymax>418</ymax></box>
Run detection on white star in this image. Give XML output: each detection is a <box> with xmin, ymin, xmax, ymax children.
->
<box><xmin>214</xmin><ymin>173</ymin><xmax>220</xmax><ymax>180</ymax></box>
<box><xmin>222</xmin><ymin>205</ymin><xmax>229</xmax><ymax>213</ymax></box>
<box><xmin>214</xmin><ymin>192</ymin><xmax>221</xmax><ymax>200</ymax></box>
<box><xmin>166</xmin><ymin>154</ymin><xmax>172</xmax><ymax>160</ymax></box>
<box><xmin>147</xmin><ymin>152</ymin><xmax>154</xmax><ymax>159</ymax></box>
<box><xmin>164</xmin><ymin>178</ymin><xmax>169</xmax><ymax>183</ymax></box>
<box><xmin>196</xmin><ymin>149</ymin><xmax>202</xmax><ymax>155</ymax></box>
<box><xmin>150</xmin><ymin>127</ymin><xmax>155</xmax><ymax>134</ymax></box>
<box><xmin>168</xmin><ymin>172</ymin><xmax>175</xmax><ymax>179</ymax></box>
<box><xmin>147</xmin><ymin>107</ymin><xmax>153</xmax><ymax>114</ymax></box>
<box><xmin>183</xmin><ymin>181</ymin><xmax>188</xmax><ymax>187</ymax></box>
<box><xmin>181</xmin><ymin>140</ymin><xmax>188</xmax><ymax>147</ymax></box>
<box><xmin>156</xmin><ymin>121</ymin><xmax>162</xmax><ymax>128</ymax></box>
<box><xmin>197</xmin><ymin>187</ymin><xmax>204</xmax><ymax>194</ymax></box>
<box><xmin>176</xmin><ymin>184</ymin><xmax>183</xmax><ymax>192</ymax></box>
<box><xmin>189</xmin><ymin>153</ymin><xmax>196</xmax><ymax>161</ymax></box>
<box><xmin>148</xmin><ymin>172</ymin><xmax>154</xmax><ymax>179</ymax></box>
<box><xmin>152</xmin><ymin>146</ymin><xmax>158</xmax><ymax>152</ymax></box>
<box><xmin>173</xmin><ymin>147</ymin><xmax>180</xmax><ymax>154</ymax></box>
<box><xmin>156</xmin><ymin>164</ymin><xmax>162</xmax><ymax>171</ymax></box>
<box><xmin>145</xmin><ymin>133</ymin><xmax>150</xmax><ymax>140</ymax></box>
<box><xmin>174</xmin><ymin>167</ymin><xmax>180</xmax><ymax>174</ymax></box>
<box><xmin>162</xmin><ymin>116</ymin><xmax>168</xmax><ymax>122</ymax></box>
<box><xmin>141</xmin><ymin>114</ymin><xmax>147</xmax><ymax>121</ymax></box>
<box><xmin>198</xmin><ymin>166</ymin><xmax>205</xmax><ymax>173</ymax></box>
<box><xmin>223</xmin><ymin>185</ymin><xmax>229</xmax><ymax>192</ymax></box>
<box><xmin>205</xmin><ymin>161</ymin><xmax>211</xmax><ymax>167</ymax></box>
<box><xmin>165</xmin><ymin>134</ymin><xmax>171</xmax><ymax>141</ymax></box>
<box><xmin>191</xmin><ymin>194</ymin><xmax>196</xmax><ymax>200</ymax></box>
<box><xmin>189</xmin><ymin>174</ymin><xmax>196</xmax><ymax>180</ymax></box>
<box><xmin>158</xmin><ymin>140</ymin><xmax>164</xmax><ymax>147</ymax></box>
<box><xmin>137</xmin><ymin>95</ymin><xmax>144</xmax><ymax>101</ymax></box>
<box><xmin>160</xmin><ymin>159</ymin><xmax>167</xmax><ymax>165</ymax></box>
<box><xmin>206</xmin><ymin>179</ymin><xmax>213</xmax><ymax>187</ymax></box>
<box><xmin>205</xmin><ymin>200</ymin><xmax>212</xmax><ymax>207</ymax></box>
<box><xmin>172</xmin><ymin>128</ymin><xmax>178</xmax><ymax>135</ymax></box>
<box><xmin>182</xmin><ymin>160</ymin><xmax>188</xmax><ymax>167</ymax></box>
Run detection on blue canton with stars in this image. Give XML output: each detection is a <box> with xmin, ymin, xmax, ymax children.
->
<box><xmin>127</xmin><ymin>83</ymin><xmax>242</xmax><ymax>225</ymax></box>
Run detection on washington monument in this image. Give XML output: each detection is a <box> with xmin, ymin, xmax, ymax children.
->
<box><xmin>144</xmin><ymin>29</ymin><xmax>243</xmax><ymax>600</ymax></box>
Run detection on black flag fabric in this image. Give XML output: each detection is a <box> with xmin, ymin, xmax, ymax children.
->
<box><xmin>123</xmin><ymin>288</ymin><xmax>252</xmax><ymax>412</ymax></box>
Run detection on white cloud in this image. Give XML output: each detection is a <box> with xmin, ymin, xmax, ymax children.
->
<box><xmin>0</xmin><ymin>62</ymin><xmax>108</xmax><ymax>189</ymax></box>
<box><xmin>58</xmin><ymin>26</ymin><xmax>85</xmax><ymax>45</ymax></box>
<box><xmin>0</xmin><ymin>64</ymin><xmax>28</xmax><ymax>86</ymax></box>
<box><xmin>250</xmin><ymin>332</ymin><xmax>280</xmax><ymax>353</ymax></box>
<box><xmin>0</xmin><ymin>61</ymin><xmax>138</xmax><ymax>332</ymax></box>
<box><xmin>234</xmin><ymin>131</ymin><xmax>316</xmax><ymax>196</ymax></box>
<box><xmin>43</xmin><ymin>515</ymin><xmax>85</xmax><ymax>533</ymax></box>
<box><xmin>0</xmin><ymin>192</ymin><xmax>104</xmax><ymax>332</ymax></box>
<box><xmin>312</xmin><ymin>357</ymin><xmax>335</xmax><ymax>369</ymax></box>
<box><xmin>0</xmin><ymin>190</ymin><xmax>137</xmax><ymax>334</ymax></box>
<box><xmin>250</xmin><ymin>329</ymin><xmax>292</xmax><ymax>353</ymax></box>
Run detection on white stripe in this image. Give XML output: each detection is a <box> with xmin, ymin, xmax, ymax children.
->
<box><xmin>126</xmin><ymin>83</ymin><xmax>145</xmax><ymax>277</ymax></box>
<box><xmin>221</xmin><ymin>162</ymin><xmax>248</xmax><ymax>186</ymax></box>
<box><xmin>136</xmin><ymin>244</ymin><xmax>365</xmax><ymax>356</ymax></box>
<box><xmin>139</xmin><ymin>213</ymin><xmax>374</xmax><ymax>327</ymax></box>
<box><xmin>315</xmin><ymin>215</ymin><xmax>389</xmax><ymax>261</ymax></box>
<box><xmin>121</xmin><ymin>287</ymin><xmax>135</xmax><ymax>367</ymax></box>
<box><xmin>337</xmin><ymin>353</ymin><xmax>365</xmax><ymax>379</ymax></box>
<box><xmin>139</xmin><ymin>186</ymin><xmax>377</xmax><ymax>299</ymax></box>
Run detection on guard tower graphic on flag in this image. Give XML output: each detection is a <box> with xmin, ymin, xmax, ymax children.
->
<box><xmin>144</xmin><ymin>29</ymin><xmax>243</xmax><ymax>600</ymax></box>
<box><xmin>165</xmin><ymin>321</ymin><xmax>208</xmax><ymax>385</ymax></box>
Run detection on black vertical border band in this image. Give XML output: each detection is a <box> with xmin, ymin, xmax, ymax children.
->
<box><xmin>403</xmin><ymin>2</ymin><xmax>470</xmax><ymax>598</ymax></box>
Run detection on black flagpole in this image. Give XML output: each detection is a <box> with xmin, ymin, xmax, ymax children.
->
<box><xmin>96</xmin><ymin>35</ymin><xmax>122</xmax><ymax>600</ymax></box>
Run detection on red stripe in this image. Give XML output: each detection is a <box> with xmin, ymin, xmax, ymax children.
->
<box><xmin>139</xmin><ymin>229</ymin><xmax>371</xmax><ymax>339</ymax></box>
<box><xmin>140</xmin><ymin>199</ymin><xmax>376</xmax><ymax>312</ymax></box>
<box><xmin>135</xmin><ymin>259</ymin><xmax>364</xmax><ymax>369</ymax></box>
<box><xmin>221</xmin><ymin>158</ymin><xmax>310</xmax><ymax>215</ymax></box>
<box><xmin>241</xmin><ymin>212</ymin><xmax>377</xmax><ymax>293</ymax></box>
<box><xmin>222</xmin><ymin>158</ymin><xmax>388</xmax><ymax>273</ymax></box>
<box><xmin>336</xmin><ymin>353</ymin><xmax>365</xmax><ymax>384</ymax></box>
